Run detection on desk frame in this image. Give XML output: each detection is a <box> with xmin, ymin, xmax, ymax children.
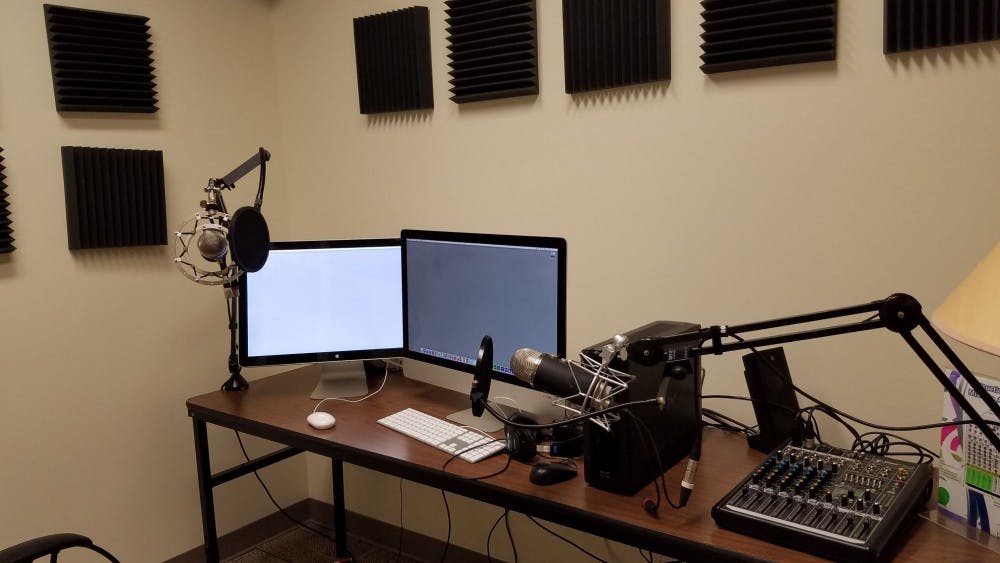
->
<box><xmin>187</xmin><ymin>368</ymin><xmax>991</xmax><ymax>563</ymax></box>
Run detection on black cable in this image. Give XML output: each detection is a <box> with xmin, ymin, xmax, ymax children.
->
<box><xmin>482</xmin><ymin>398</ymin><xmax>659</xmax><ymax>431</ymax></box>
<box><xmin>233</xmin><ymin>432</ymin><xmax>343</xmax><ymax>549</ymax></box>
<box><xmin>626</xmin><ymin>411</ymin><xmax>681</xmax><ymax>510</ymax></box>
<box><xmin>852</xmin><ymin>431</ymin><xmax>937</xmax><ymax>463</ymax></box>
<box><xmin>440</xmin><ymin>490</ymin><xmax>451</xmax><ymax>563</ymax></box>
<box><xmin>504</xmin><ymin>510</ymin><xmax>518</xmax><ymax>563</ymax></box>
<box><xmin>397</xmin><ymin>478</ymin><xmax>404</xmax><ymax>563</ymax></box>
<box><xmin>486</xmin><ymin>511</ymin><xmax>505</xmax><ymax>563</ymax></box>
<box><xmin>798</xmin><ymin>404</ymin><xmax>862</xmax><ymax>444</ymax></box>
<box><xmin>702</xmin><ymin>408</ymin><xmax>753</xmax><ymax>436</ymax></box>
<box><xmin>700</xmin><ymin>394</ymin><xmax>801</xmax><ymax>416</ymax></box>
<box><xmin>441</xmin><ymin>439</ymin><xmax>513</xmax><ymax>480</ymax></box>
<box><xmin>525</xmin><ymin>515</ymin><xmax>609</xmax><ymax>563</ymax></box>
<box><xmin>730</xmin><ymin>334</ymin><xmax>994</xmax><ymax>433</ymax></box>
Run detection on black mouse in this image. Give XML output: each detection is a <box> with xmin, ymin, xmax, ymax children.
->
<box><xmin>529</xmin><ymin>461</ymin><xmax>578</xmax><ymax>486</ymax></box>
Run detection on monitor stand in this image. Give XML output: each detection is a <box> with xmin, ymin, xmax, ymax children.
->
<box><xmin>310</xmin><ymin>360</ymin><xmax>370</xmax><ymax>399</ymax></box>
<box><xmin>446</xmin><ymin>407</ymin><xmax>504</xmax><ymax>433</ymax></box>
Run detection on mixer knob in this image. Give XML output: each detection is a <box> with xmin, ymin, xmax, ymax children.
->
<box><xmin>831</xmin><ymin>463</ymin><xmax>839</xmax><ymax>473</ymax></box>
<box><xmin>841</xmin><ymin>495</ymin><xmax>850</xmax><ymax>507</ymax></box>
<box><xmin>873</xmin><ymin>502</ymin><xmax>881</xmax><ymax>515</ymax></box>
<box><xmin>847</xmin><ymin>489</ymin><xmax>856</xmax><ymax>499</ymax></box>
<box><xmin>857</xmin><ymin>499</ymin><xmax>866</xmax><ymax>511</ymax></box>
<box><xmin>825</xmin><ymin>490</ymin><xmax>834</xmax><ymax>503</ymax></box>
<box><xmin>864</xmin><ymin>488</ymin><xmax>873</xmax><ymax>501</ymax></box>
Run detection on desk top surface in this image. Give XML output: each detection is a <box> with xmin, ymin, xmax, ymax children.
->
<box><xmin>187</xmin><ymin>366</ymin><xmax>999</xmax><ymax>563</ymax></box>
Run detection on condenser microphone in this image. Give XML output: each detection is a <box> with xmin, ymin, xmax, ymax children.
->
<box><xmin>195</xmin><ymin>222</ymin><xmax>229</xmax><ymax>262</ymax></box>
<box><xmin>510</xmin><ymin>349</ymin><xmax>612</xmax><ymax>410</ymax></box>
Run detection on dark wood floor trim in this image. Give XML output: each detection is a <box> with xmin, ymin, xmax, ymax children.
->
<box><xmin>164</xmin><ymin>498</ymin><xmax>489</xmax><ymax>563</ymax></box>
<box><xmin>165</xmin><ymin>499</ymin><xmax>312</xmax><ymax>563</ymax></box>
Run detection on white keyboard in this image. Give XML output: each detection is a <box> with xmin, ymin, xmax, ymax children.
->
<box><xmin>377</xmin><ymin>408</ymin><xmax>506</xmax><ymax>463</ymax></box>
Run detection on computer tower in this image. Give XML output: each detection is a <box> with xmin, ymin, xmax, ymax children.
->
<box><xmin>581</xmin><ymin>321</ymin><xmax>702</xmax><ymax>496</ymax></box>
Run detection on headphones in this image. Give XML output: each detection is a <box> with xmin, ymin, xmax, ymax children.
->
<box><xmin>505</xmin><ymin>416</ymin><xmax>585</xmax><ymax>463</ymax></box>
<box><xmin>505</xmin><ymin>413</ymin><xmax>541</xmax><ymax>463</ymax></box>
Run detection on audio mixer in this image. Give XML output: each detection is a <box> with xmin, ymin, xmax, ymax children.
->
<box><xmin>712</xmin><ymin>442</ymin><xmax>932</xmax><ymax>562</ymax></box>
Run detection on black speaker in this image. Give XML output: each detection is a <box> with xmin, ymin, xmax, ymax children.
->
<box><xmin>581</xmin><ymin>321</ymin><xmax>701</xmax><ymax>496</ymax></box>
<box><xmin>742</xmin><ymin>347</ymin><xmax>800</xmax><ymax>454</ymax></box>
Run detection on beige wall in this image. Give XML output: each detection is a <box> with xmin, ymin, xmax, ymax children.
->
<box><xmin>3</xmin><ymin>0</ymin><xmax>999</xmax><ymax>561</ymax></box>
<box><xmin>269</xmin><ymin>0</ymin><xmax>1000</xmax><ymax>561</ymax></box>
<box><xmin>0</xmin><ymin>1</ymin><xmax>307</xmax><ymax>561</ymax></box>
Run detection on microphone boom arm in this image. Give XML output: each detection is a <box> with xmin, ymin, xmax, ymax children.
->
<box><xmin>636</xmin><ymin>293</ymin><xmax>1000</xmax><ymax>452</ymax></box>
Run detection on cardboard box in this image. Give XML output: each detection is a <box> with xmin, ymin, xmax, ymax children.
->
<box><xmin>938</xmin><ymin>370</ymin><xmax>1000</xmax><ymax>535</ymax></box>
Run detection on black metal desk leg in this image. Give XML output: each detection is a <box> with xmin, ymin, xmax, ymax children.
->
<box><xmin>331</xmin><ymin>459</ymin><xmax>348</xmax><ymax>558</ymax></box>
<box><xmin>193</xmin><ymin>419</ymin><xmax>220</xmax><ymax>563</ymax></box>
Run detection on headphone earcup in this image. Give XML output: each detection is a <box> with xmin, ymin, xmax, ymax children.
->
<box><xmin>505</xmin><ymin>414</ymin><xmax>539</xmax><ymax>463</ymax></box>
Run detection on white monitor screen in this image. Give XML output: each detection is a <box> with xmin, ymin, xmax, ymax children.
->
<box><xmin>239</xmin><ymin>240</ymin><xmax>403</xmax><ymax>365</ymax></box>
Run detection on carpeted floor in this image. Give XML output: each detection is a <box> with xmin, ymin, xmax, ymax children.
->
<box><xmin>224</xmin><ymin>521</ymin><xmax>423</xmax><ymax>563</ymax></box>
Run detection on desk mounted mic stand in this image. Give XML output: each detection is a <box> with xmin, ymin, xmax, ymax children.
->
<box><xmin>209</xmin><ymin>149</ymin><xmax>270</xmax><ymax>392</ymax></box>
<box><xmin>631</xmin><ymin>293</ymin><xmax>1000</xmax><ymax>452</ymax></box>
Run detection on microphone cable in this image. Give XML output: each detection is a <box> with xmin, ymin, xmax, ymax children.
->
<box><xmin>480</xmin><ymin>397</ymin><xmax>659</xmax><ymax>431</ymax></box>
<box><xmin>626</xmin><ymin>411</ymin><xmax>680</xmax><ymax>512</ymax></box>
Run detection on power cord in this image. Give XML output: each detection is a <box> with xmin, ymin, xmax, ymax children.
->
<box><xmin>396</xmin><ymin>478</ymin><xmax>404</xmax><ymax>563</ymax></box>
<box><xmin>439</xmin><ymin>490</ymin><xmax>451</xmax><ymax>563</ymax></box>
<box><xmin>486</xmin><ymin>510</ymin><xmax>516</xmax><ymax>563</ymax></box>
<box><xmin>233</xmin><ymin>431</ymin><xmax>349</xmax><ymax>555</ymax></box>
<box><xmin>625</xmin><ymin>411</ymin><xmax>681</xmax><ymax>512</ymax></box>
<box><xmin>312</xmin><ymin>364</ymin><xmax>391</xmax><ymax>413</ymax></box>
<box><xmin>731</xmin><ymin>334</ymin><xmax>997</xmax><ymax>435</ymax></box>
<box><xmin>504</xmin><ymin>510</ymin><xmax>518</xmax><ymax>563</ymax></box>
<box><xmin>524</xmin><ymin>514</ymin><xmax>609</xmax><ymax>563</ymax></box>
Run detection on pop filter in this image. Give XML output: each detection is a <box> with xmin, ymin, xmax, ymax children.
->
<box><xmin>228</xmin><ymin>206</ymin><xmax>269</xmax><ymax>273</ymax></box>
<box><xmin>470</xmin><ymin>335</ymin><xmax>493</xmax><ymax>417</ymax></box>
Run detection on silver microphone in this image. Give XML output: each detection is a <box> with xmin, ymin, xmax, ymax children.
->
<box><xmin>195</xmin><ymin>223</ymin><xmax>229</xmax><ymax>262</ymax></box>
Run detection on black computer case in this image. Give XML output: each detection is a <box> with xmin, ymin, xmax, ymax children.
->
<box><xmin>581</xmin><ymin>321</ymin><xmax>702</xmax><ymax>495</ymax></box>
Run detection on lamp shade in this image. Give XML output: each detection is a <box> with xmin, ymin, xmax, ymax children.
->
<box><xmin>932</xmin><ymin>242</ymin><xmax>1000</xmax><ymax>356</ymax></box>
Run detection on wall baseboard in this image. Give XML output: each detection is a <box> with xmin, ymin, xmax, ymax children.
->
<box><xmin>165</xmin><ymin>498</ymin><xmax>489</xmax><ymax>563</ymax></box>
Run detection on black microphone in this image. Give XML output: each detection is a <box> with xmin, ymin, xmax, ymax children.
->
<box><xmin>510</xmin><ymin>349</ymin><xmax>612</xmax><ymax>410</ymax></box>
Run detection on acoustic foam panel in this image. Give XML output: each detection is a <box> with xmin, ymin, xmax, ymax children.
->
<box><xmin>61</xmin><ymin>147</ymin><xmax>166</xmax><ymax>250</ymax></box>
<box><xmin>446</xmin><ymin>0</ymin><xmax>539</xmax><ymax>103</ymax></box>
<box><xmin>43</xmin><ymin>4</ymin><xmax>158</xmax><ymax>113</ymax></box>
<box><xmin>885</xmin><ymin>0</ymin><xmax>1000</xmax><ymax>53</ymax></box>
<box><xmin>0</xmin><ymin>148</ymin><xmax>12</xmax><ymax>254</ymax></box>
<box><xmin>699</xmin><ymin>0</ymin><xmax>838</xmax><ymax>74</ymax></box>
<box><xmin>353</xmin><ymin>7</ymin><xmax>434</xmax><ymax>114</ymax></box>
<box><xmin>562</xmin><ymin>0</ymin><xmax>670</xmax><ymax>93</ymax></box>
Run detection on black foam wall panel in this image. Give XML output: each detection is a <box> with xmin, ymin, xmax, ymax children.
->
<box><xmin>0</xmin><ymin>148</ymin><xmax>12</xmax><ymax>254</ymax></box>
<box><xmin>700</xmin><ymin>0</ymin><xmax>838</xmax><ymax>74</ymax></box>
<box><xmin>446</xmin><ymin>0</ymin><xmax>538</xmax><ymax>103</ymax></box>
<box><xmin>61</xmin><ymin>147</ymin><xmax>166</xmax><ymax>250</ymax></box>
<box><xmin>885</xmin><ymin>0</ymin><xmax>1000</xmax><ymax>53</ymax></box>
<box><xmin>43</xmin><ymin>4</ymin><xmax>158</xmax><ymax>113</ymax></box>
<box><xmin>563</xmin><ymin>0</ymin><xmax>670</xmax><ymax>93</ymax></box>
<box><xmin>353</xmin><ymin>7</ymin><xmax>434</xmax><ymax>114</ymax></box>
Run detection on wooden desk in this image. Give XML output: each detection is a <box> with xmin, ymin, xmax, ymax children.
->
<box><xmin>187</xmin><ymin>367</ymin><xmax>995</xmax><ymax>562</ymax></box>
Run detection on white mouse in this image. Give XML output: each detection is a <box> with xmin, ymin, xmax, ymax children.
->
<box><xmin>306</xmin><ymin>411</ymin><xmax>336</xmax><ymax>430</ymax></box>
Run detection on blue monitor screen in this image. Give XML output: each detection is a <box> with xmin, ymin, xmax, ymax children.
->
<box><xmin>402</xmin><ymin>230</ymin><xmax>566</xmax><ymax>388</ymax></box>
<box><xmin>239</xmin><ymin>239</ymin><xmax>403</xmax><ymax>366</ymax></box>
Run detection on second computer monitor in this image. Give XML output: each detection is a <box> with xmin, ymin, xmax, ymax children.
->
<box><xmin>239</xmin><ymin>239</ymin><xmax>403</xmax><ymax>398</ymax></box>
<box><xmin>401</xmin><ymin>230</ymin><xmax>566</xmax><ymax>392</ymax></box>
